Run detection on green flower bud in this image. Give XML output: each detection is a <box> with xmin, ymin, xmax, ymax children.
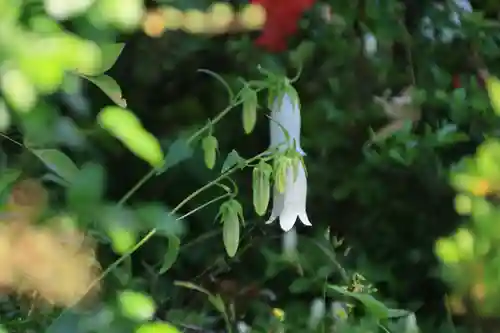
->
<box><xmin>241</xmin><ymin>87</ymin><xmax>258</xmax><ymax>134</ymax></box>
<box><xmin>252</xmin><ymin>160</ymin><xmax>272</xmax><ymax>216</ymax></box>
<box><xmin>218</xmin><ymin>199</ymin><xmax>244</xmax><ymax>257</ymax></box>
<box><xmin>202</xmin><ymin>135</ymin><xmax>218</xmax><ymax>169</ymax></box>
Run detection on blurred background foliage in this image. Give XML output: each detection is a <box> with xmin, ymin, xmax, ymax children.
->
<box><xmin>2</xmin><ymin>0</ymin><xmax>500</xmax><ymax>332</ymax></box>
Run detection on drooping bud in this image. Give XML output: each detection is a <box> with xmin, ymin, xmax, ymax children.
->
<box><xmin>218</xmin><ymin>199</ymin><xmax>244</xmax><ymax>257</ymax></box>
<box><xmin>241</xmin><ymin>87</ymin><xmax>258</xmax><ymax>134</ymax></box>
<box><xmin>252</xmin><ymin>160</ymin><xmax>272</xmax><ymax>216</ymax></box>
<box><xmin>201</xmin><ymin>135</ymin><xmax>218</xmax><ymax>169</ymax></box>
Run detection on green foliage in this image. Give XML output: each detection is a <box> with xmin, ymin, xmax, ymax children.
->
<box><xmin>2</xmin><ymin>0</ymin><xmax>500</xmax><ymax>333</ymax></box>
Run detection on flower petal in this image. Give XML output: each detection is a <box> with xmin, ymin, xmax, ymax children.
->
<box><xmin>265</xmin><ymin>190</ymin><xmax>285</xmax><ymax>224</ymax></box>
<box><xmin>279</xmin><ymin>207</ymin><xmax>298</xmax><ymax>232</ymax></box>
<box><xmin>298</xmin><ymin>212</ymin><xmax>312</xmax><ymax>226</ymax></box>
<box><xmin>270</xmin><ymin>93</ymin><xmax>304</xmax><ymax>152</ymax></box>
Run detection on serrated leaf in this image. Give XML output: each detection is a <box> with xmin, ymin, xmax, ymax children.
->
<box><xmin>157</xmin><ymin>138</ymin><xmax>194</xmax><ymax>175</ymax></box>
<box><xmin>32</xmin><ymin>149</ymin><xmax>79</xmax><ymax>185</ymax></box>
<box><xmin>221</xmin><ymin>150</ymin><xmax>244</xmax><ymax>173</ymax></box>
<box><xmin>159</xmin><ymin>235</ymin><xmax>180</xmax><ymax>274</ymax></box>
<box><xmin>98</xmin><ymin>106</ymin><xmax>164</xmax><ymax>168</ymax></box>
<box><xmin>84</xmin><ymin>74</ymin><xmax>126</xmax><ymax>107</ymax></box>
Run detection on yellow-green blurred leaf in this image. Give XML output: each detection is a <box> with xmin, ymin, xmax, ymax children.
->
<box><xmin>76</xmin><ymin>43</ymin><xmax>125</xmax><ymax>76</ymax></box>
<box><xmin>435</xmin><ymin>238</ymin><xmax>460</xmax><ymax>264</ymax></box>
<box><xmin>486</xmin><ymin>75</ymin><xmax>500</xmax><ymax>116</ymax></box>
<box><xmin>118</xmin><ymin>290</ymin><xmax>156</xmax><ymax>321</ymax></box>
<box><xmin>84</xmin><ymin>74</ymin><xmax>126</xmax><ymax>107</ymax></box>
<box><xmin>136</xmin><ymin>322</ymin><xmax>181</xmax><ymax>333</ymax></box>
<box><xmin>32</xmin><ymin>149</ymin><xmax>79</xmax><ymax>184</ymax></box>
<box><xmin>108</xmin><ymin>226</ymin><xmax>137</xmax><ymax>254</ymax></box>
<box><xmin>98</xmin><ymin>106</ymin><xmax>164</xmax><ymax>168</ymax></box>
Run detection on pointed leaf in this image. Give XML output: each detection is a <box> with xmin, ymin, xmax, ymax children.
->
<box><xmin>221</xmin><ymin>150</ymin><xmax>244</xmax><ymax>173</ymax></box>
<box><xmin>76</xmin><ymin>43</ymin><xmax>125</xmax><ymax>76</ymax></box>
<box><xmin>85</xmin><ymin>75</ymin><xmax>127</xmax><ymax>107</ymax></box>
<box><xmin>159</xmin><ymin>235</ymin><xmax>180</xmax><ymax>274</ymax></box>
<box><xmin>32</xmin><ymin>149</ymin><xmax>79</xmax><ymax>184</ymax></box>
<box><xmin>157</xmin><ymin>138</ymin><xmax>194</xmax><ymax>175</ymax></box>
<box><xmin>98</xmin><ymin>106</ymin><xmax>164</xmax><ymax>168</ymax></box>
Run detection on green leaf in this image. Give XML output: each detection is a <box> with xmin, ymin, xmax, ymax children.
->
<box><xmin>76</xmin><ymin>43</ymin><xmax>125</xmax><ymax>76</ymax></box>
<box><xmin>174</xmin><ymin>281</ymin><xmax>211</xmax><ymax>296</ymax></box>
<box><xmin>328</xmin><ymin>285</ymin><xmax>390</xmax><ymax>319</ymax></box>
<box><xmin>135</xmin><ymin>204</ymin><xmax>185</xmax><ymax>236</ymax></box>
<box><xmin>66</xmin><ymin>162</ymin><xmax>105</xmax><ymax>213</ymax></box>
<box><xmin>99</xmin><ymin>43</ymin><xmax>126</xmax><ymax>73</ymax></box>
<box><xmin>84</xmin><ymin>74</ymin><xmax>127</xmax><ymax>107</ymax></box>
<box><xmin>98</xmin><ymin>106</ymin><xmax>164</xmax><ymax>168</ymax></box>
<box><xmin>486</xmin><ymin>75</ymin><xmax>500</xmax><ymax>116</ymax></box>
<box><xmin>0</xmin><ymin>169</ymin><xmax>21</xmax><ymax>195</ymax></box>
<box><xmin>45</xmin><ymin>311</ymin><xmax>82</xmax><ymax>333</ymax></box>
<box><xmin>159</xmin><ymin>235</ymin><xmax>180</xmax><ymax>274</ymax></box>
<box><xmin>32</xmin><ymin>149</ymin><xmax>79</xmax><ymax>185</ymax></box>
<box><xmin>136</xmin><ymin>322</ymin><xmax>181</xmax><ymax>333</ymax></box>
<box><xmin>157</xmin><ymin>138</ymin><xmax>194</xmax><ymax>174</ymax></box>
<box><xmin>221</xmin><ymin>150</ymin><xmax>244</xmax><ymax>173</ymax></box>
<box><xmin>208</xmin><ymin>294</ymin><xmax>226</xmax><ymax>313</ymax></box>
<box><xmin>289</xmin><ymin>278</ymin><xmax>312</xmax><ymax>293</ymax></box>
<box><xmin>118</xmin><ymin>290</ymin><xmax>156</xmax><ymax>321</ymax></box>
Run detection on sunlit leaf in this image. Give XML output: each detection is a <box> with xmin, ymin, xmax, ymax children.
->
<box><xmin>159</xmin><ymin>235</ymin><xmax>180</xmax><ymax>274</ymax></box>
<box><xmin>136</xmin><ymin>322</ymin><xmax>181</xmax><ymax>333</ymax></box>
<box><xmin>84</xmin><ymin>75</ymin><xmax>126</xmax><ymax>107</ymax></box>
<box><xmin>76</xmin><ymin>43</ymin><xmax>125</xmax><ymax>76</ymax></box>
<box><xmin>32</xmin><ymin>149</ymin><xmax>79</xmax><ymax>185</ymax></box>
<box><xmin>486</xmin><ymin>75</ymin><xmax>500</xmax><ymax>115</ymax></box>
<box><xmin>118</xmin><ymin>290</ymin><xmax>156</xmax><ymax>321</ymax></box>
<box><xmin>98</xmin><ymin>106</ymin><xmax>164</xmax><ymax>168</ymax></box>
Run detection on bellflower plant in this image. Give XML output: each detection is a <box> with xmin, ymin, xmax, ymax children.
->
<box><xmin>266</xmin><ymin>89</ymin><xmax>311</xmax><ymax>231</ymax></box>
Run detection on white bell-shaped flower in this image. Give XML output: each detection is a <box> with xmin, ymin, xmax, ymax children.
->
<box><xmin>266</xmin><ymin>91</ymin><xmax>311</xmax><ymax>232</ymax></box>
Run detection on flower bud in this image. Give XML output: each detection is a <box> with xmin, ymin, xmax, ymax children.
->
<box><xmin>273</xmin><ymin>155</ymin><xmax>293</xmax><ymax>193</ymax></box>
<box><xmin>202</xmin><ymin>135</ymin><xmax>218</xmax><ymax>169</ymax></box>
<box><xmin>252</xmin><ymin>161</ymin><xmax>272</xmax><ymax>216</ymax></box>
<box><xmin>241</xmin><ymin>87</ymin><xmax>258</xmax><ymax>134</ymax></box>
<box><xmin>218</xmin><ymin>199</ymin><xmax>244</xmax><ymax>257</ymax></box>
